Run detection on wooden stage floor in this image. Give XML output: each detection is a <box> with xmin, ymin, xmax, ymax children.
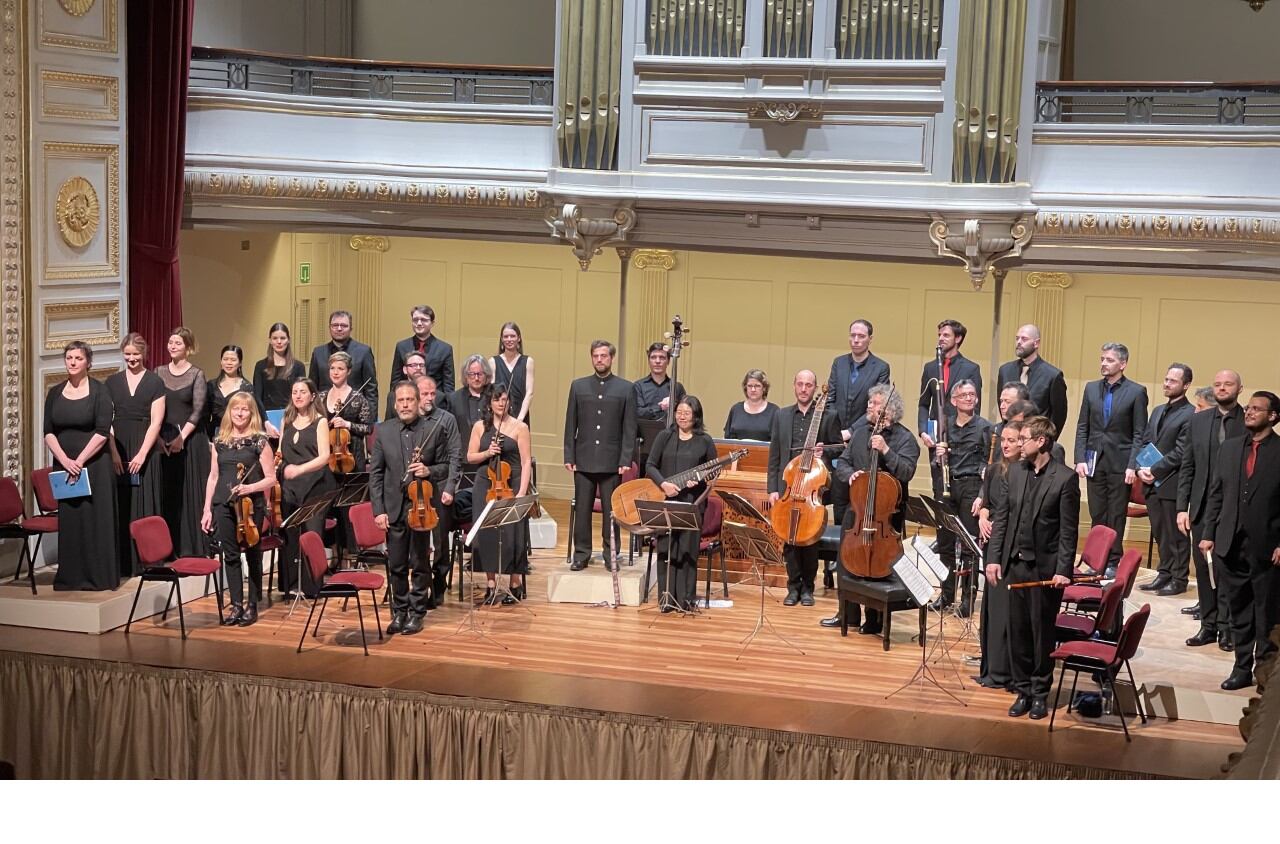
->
<box><xmin>0</xmin><ymin>500</ymin><xmax>1246</xmax><ymax>779</ymax></box>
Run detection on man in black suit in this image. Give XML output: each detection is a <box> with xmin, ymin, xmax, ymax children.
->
<box><xmin>390</xmin><ymin>304</ymin><xmax>455</xmax><ymax>396</ymax></box>
<box><xmin>414</xmin><ymin>374</ymin><xmax>462</xmax><ymax>607</ymax></box>
<box><xmin>918</xmin><ymin>319</ymin><xmax>982</xmax><ymax>499</ymax></box>
<box><xmin>932</xmin><ymin>379</ymin><xmax>993</xmax><ymax>615</ymax></box>
<box><xmin>1074</xmin><ymin>342</ymin><xmax>1148</xmax><ymax>571</ymax></box>
<box><xmin>986</xmin><ymin>416</ymin><xmax>1081</xmax><ymax>720</ymax></box>
<box><xmin>370</xmin><ymin>382</ymin><xmax>437</xmax><ymax>635</ymax></box>
<box><xmin>440</xmin><ymin>354</ymin><xmax>491</xmax><ymax>539</ymax></box>
<box><xmin>564</xmin><ymin>340</ymin><xmax>637</xmax><ymax>571</ymax></box>
<box><xmin>309</xmin><ymin>309</ymin><xmax>378</xmax><ymax>409</ymax></box>
<box><xmin>1178</xmin><ymin>369</ymin><xmax>1245</xmax><ymax>649</ymax></box>
<box><xmin>767</xmin><ymin>370</ymin><xmax>842</xmax><ymax>607</ymax></box>
<box><xmin>1200</xmin><ymin>391</ymin><xmax>1280</xmax><ymax>690</ymax></box>
<box><xmin>1135</xmin><ymin>363</ymin><xmax>1195</xmax><ymax>596</ymax></box>
<box><xmin>383</xmin><ymin>352</ymin><xmax>426</xmax><ymax>421</ymax></box>
<box><xmin>822</xmin><ymin>385</ymin><xmax>920</xmax><ymax>633</ymax></box>
<box><xmin>827</xmin><ymin>318</ymin><xmax>891</xmax><ymax>526</ymax></box>
<box><xmin>996</xmin><ymin>324</ymin><xmax>1069</xmax><ymax>435</ymax></box>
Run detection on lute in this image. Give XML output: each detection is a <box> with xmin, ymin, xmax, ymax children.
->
<box><xmin>611</xmin><ymin>447</ymin><xmax>748</xmax><ymax>530</ymax></box>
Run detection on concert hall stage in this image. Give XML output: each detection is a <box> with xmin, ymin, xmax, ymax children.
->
<box><xmin>0</xmin><ymin>502</ymin><xmax>1246</xmax><ymax>779</ymax></box>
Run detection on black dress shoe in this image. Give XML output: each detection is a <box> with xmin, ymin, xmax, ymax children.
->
<box><xmin>822</xmin><ymin>571</ymin><xmax>835</xmax><ymax>590</ymax></box>
<box><xmin>956</xmin><ymin>600</ymin><xmax>973</xmax><ymax>619</ymax></box>
<box><xmin>402</xmin><ymin>612</ymin><xmax>425</xmax><ymax>635</ymax></box>
<box><xmin>1138</xmin><ymin>575</ymin><xmax>1170</xmax><ymax>592</ymax></box>
<box><xmin>928</xmin><ymin>597</ymin><xmax>954</xmax><ymax>612</ymax></box>
<box><xmin>1008</xmin><ymin>695</ymin><xmax>1032</xmax><ymax>717</ymax></box>
<box><xmin>818</xmin><ymin>614</ymin><xmax>842</xmax><ymax>629</ymax></box>
<box><xmin>501</xmin><ymin>592</ymin><xmax>518</xmax><ymax>606</ymax></box>
<box><xmin>858</xmin><ymin>622</ymin><xmax>882</xmax><ymax>636</ymax></box>
<box><xmin>1180</xmin><ymin>603</ymin><xmax>1201</xmax><ymax>615</ymax></box>
<box><xmin>1219</xmin><ymin>631</ymin><xmax>1235</xmax><ymax>652</ymax></box>
<box><xmin>783</xmin><ymin>589</ymin><xmax>799</xmax><ymax>607</ymax></box>
<box><xmin>1028</xmin><ymin>697</ymin><xmax>1048</xmax><ymax>720</ymax></box>
<box><xmin>1156</xmin><ymin>583</ymin><xmax>1186</xmax><ymax>597</ymax></box>
<box><xmin>800</xmin><ymin>591</ymin><xmax>815</xmax><ymax>607</ymax></box>
<box><xmin>1221</xmin><ymin>670</ymin><xmax>1254</xmax><ymax>691</ymax></box>
<box><xmin>386</xmin><ymin>612</ymin><xmax>407</xmax><ymax>635</ymax></box>
<box><xmin>237</xmin><ymin>603</ymin><xmax>258</xmax><ymax>627</ymax></box>
<box><xmin>569</xmin><ymin>559</ymin><xmax>587</xmax><ymax>571</ymax></box>
<box><xmin>1186</xmin><ymin>628</ymin><xmax>1216</xmax><ymax>647</ymax></box>
<box><xmin>222</xmin><ymin>604</ymin><xmax>244</xmax><ymax>626</ymax></box>
<box><xmin>1103</xmin><ymin>566</ymin><xmax>1118</xmax><ymax>580</ymax></box>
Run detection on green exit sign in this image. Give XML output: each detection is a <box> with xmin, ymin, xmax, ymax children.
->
<box><xmin>299</xmin><ymin>262</ymin><xmax>311</xmax><ymax>284</ymax></box>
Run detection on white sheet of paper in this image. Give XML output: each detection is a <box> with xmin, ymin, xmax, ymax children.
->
<box><xmin>466</xmin><ymin>498</ymin><xmax>496</xmax><ymax>547</ymax></box>
<box><xmin>893</xmin><ymin>556</ymin><xmax>935</xmax><ymax>606</ymax></box>
<box><xmin>911</xmin><ymin>534</ymin><xmax>949</xmax><ymax>582</ymax></box>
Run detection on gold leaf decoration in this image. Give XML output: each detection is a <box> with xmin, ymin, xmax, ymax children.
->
<box><xmin>54</xmin><ymin>176</ymin><xmax>99</xmax><ymax>248</ymax></box>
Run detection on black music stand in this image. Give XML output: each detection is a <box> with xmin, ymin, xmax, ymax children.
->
<box><xmin>715</xmin><ymin>490</ymin><xmax>782</xmax><ymax>600</ymax></box>
<box><xmin>885</xmin><ymin>556</ymin><xmax>967</xmax><ymax>707</ymax></box>
<box><xmin>724</xmin><ymin>522</ymin><xmax>805</xmax><ymax>659</ymax></box>
<box><xmin>472</xmin><ymin>494</ymin><xmax>539</xmax><ymax>613</ymax></box>
<box><xmin>937</xmin><ymin>509</ymin><xmax>983</xmax><ymax>660</ymax></box>
<box><xmin>904</xmin><ymin>496</ymin><xmax>965</xmax><ymax>681</ymax></box>
<box><xmin>271</xmin><ymin>488</ymin><xmax>341</xmax><ymax>629</ymax></box>
<box><xmin>634</xmin><ymin>498</ymin><xmax>702</xmax><ymax>621</ymax></box>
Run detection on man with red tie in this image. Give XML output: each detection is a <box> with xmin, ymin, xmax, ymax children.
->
<box><xmin>917</xmin><ymin>319</ymin><xmax>982</xmax><ymax>500</ymax></box>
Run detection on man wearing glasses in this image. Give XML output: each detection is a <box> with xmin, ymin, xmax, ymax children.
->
<box><xmin>391</xmin><ymin>304</ymin><xmax>455</xmax><ymax>396</ymax></box>
<box><xmin>985</xmin><ymin>416</ymin><xmax>1080</xmax><ymax>721</ymax></box>
<box><xmin>309</xmin><ymin>309</ymin><xmax>378</xmax><ymax>409</ymax></box>
<box><xmin>383</xmin><ymin>352</ymin><xmax>427</xmax><ymax>421</ymax></box>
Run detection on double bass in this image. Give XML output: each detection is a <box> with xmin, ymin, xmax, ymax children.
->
<box><xmin>768</xmin><ymin>386</ymin><xmax>831</xmax><ymax>546</ymax></box>
<box><xmin>840</xmin><ymin>403</ymin><xmax>903</xmax><ymax>579</ymax></box>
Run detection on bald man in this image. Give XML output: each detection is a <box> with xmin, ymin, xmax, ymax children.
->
<box><xmin>1177</xmin><ymin>370</ymin><xmax>1246</xmax><ymax>649</ymax></box>
<box><xmin>768</xmin><ymin>370</ymin><xmax>842</xmax><ymax>606</ymax></box>
<box><xmin>997</xmin><ymin>324</ymin><xmax>1069</xmax><ymax>435</ymax></box>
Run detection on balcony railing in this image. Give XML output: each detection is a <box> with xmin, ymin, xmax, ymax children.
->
<box><xmin>189</xmin><ymin>46</ymin><xmax>555</xmax><ymax>107</ymax></box>
<box><xmin>1035</xmin><ymin>81</ymin><xmax>1280</xmax><ymax>126</ymax></box>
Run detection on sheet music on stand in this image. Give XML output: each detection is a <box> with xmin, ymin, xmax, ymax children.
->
<box><xmin>468</xmin><ymin>493</ymin><xmax>538</xmax><ymax>610</ymax></box>
<box><xmin>935</xmin><ymin>509</ymin><xmax>982</xmax><ymax>661</ymax></box>
<box><xmin>892</xmin><ymin>556</ymin><xmax>934</xmax><ymax>606</ymax></box>
<box><xmin>633</xmin><ymin>499</ymin><xmax>702</xmax><ymax>619</ymax></box>
<box><xmin>886</xmin><ymin>553</ymin><xmax>967</xmax><ymax>707</ymax></box>
<box><xmin>715</xmin><ymin>490</ymin><xmax>781</xmax><ymax>594</ymax></box>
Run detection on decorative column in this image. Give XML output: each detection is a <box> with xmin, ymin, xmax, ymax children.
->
<box><xmin>631</xmin><ymin>249</ymin><xmax>676</xmax><ymax>376</ymax></box>
<box><xmin>347</xmin><ymin>235</ymin><xmax>388</xmax><ymax>345</ymax></box>
<box><xmin>1025</xmin><ymin>272</ymin><xmax>1073</xmax><ymax>364</ymax></box>
<box><xmin>0</xmin><ymin>0</ymin><xmax>25</xmax><ymax>482</ymax></box>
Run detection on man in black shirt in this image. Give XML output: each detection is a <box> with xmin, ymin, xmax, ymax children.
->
<box><xmin>985</xmin><ymin>416</ymin><xmax>1080</xmax><ymax>720</ymax></box>
<box><xmin>1135</xmin><ymin>363</ymin><xmax>1195</xmax><ymax>596</ymax></box>
<box><xmin>383</xmin><ymin>352</ymin><xmax>426</xmax><ymax>421</ymax></box>
<box><xmin>309</xmin><ymin>309</ymin><xmax>378</xmax><ymax>408</ymax></box>
<box><xmin>996</xmin><ymin>324</ymin><xmax>1069</xmax><ymax>435</ymax></box>
<box><xmin>826</xmin><ymin>318</ymin><xmax>891</xmax><ymax>527</ymax></box>
<box><xmin>634</xmin><ymin>341</ymin><xmax>686</xmax><ymax>422</ymax></box>
<box><xmin>391</xmin><ymin>304</ymin><xmax>455</xmax><ymax>396</ymax></box>
<box><xmin>918</xmin><ymin>319</ymin><xmax>982</xmax><ymax>499</ymax></box>
<box><xmin>932</xmin><ymin>379</ymin><xmax>993</xmax><ymax>615</ymax></box>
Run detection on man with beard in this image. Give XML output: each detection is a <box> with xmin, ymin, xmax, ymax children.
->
<box><xmin>1135</xmin><ymin>364</ymin><xmax>1195</xmax><ymax>597</ymax></box>
<box><xmin>997</xmin><ymin>324</ymin><xmax>1068</xmax><ymax>434</ymax></box>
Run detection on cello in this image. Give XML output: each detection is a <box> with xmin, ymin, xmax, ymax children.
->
<box><xmin>840</xmin><ymin>402</ymin><xmax>903</xmax><ymax>579</ymax></box>
<box><xmin>768</xmin><ymin>385</ymin><xmax>831</xmax><ymax>547</ymax></box>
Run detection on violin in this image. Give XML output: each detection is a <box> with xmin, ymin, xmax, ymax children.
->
<box><xmin>840</xmin><ymin>401</ymin><xmax>903</xmax><ymax>579</ymax></box>
<box><xmin>485</xmin><ymin>429</ymin><xmax>514</xmax><ymax>502</ymax></box>
<box><xmin>266</xmin><ymin>447</ymin><xmax>284</xmax><ymax>533</ymax></box>
<box><xmin>403</xmin><ymin>418</ymin><xmax>440</xmax><ymax>533</ymax></box>
<box><xmin>233</xmin><ymin>462</ymin><xmax>262</xmax><ymax>549</ymax></box>
<box><xmin>326</xmin><ymin>377</ymin><xmax>371</xmax><ymax>474</ymax></box>
<box><xmin>768</xmin><ymin>385</ymin><xmax>831</xmax><ymax>546</ymax></box>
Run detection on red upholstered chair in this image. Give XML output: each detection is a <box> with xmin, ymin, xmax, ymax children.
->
<box><xmin>127</xmin><ymin>516</ymin><xmax>224</xmax><ymax>639</ymax></box>
<box><xmin>348</xmin><ymin>500</ymin><xmax>391</xmax><ymax>605</ymax></box>
<box><xmin>700</xmin><ymin>493</ymin><xmax>727</xmax><ymax>605</ymax></box>
<box><xmin>30</xmin><ymin>467</ymin><xmax>58</xmax><ymax>518</ymax></box>
<box><xmin>1061</xmin><ymin>523</ymin><xmax>1120</xmax><ymax>612</ymax></box>
<box><xmin>1049</xmin><ymin>604</ymin><xmax>1151</xmax><ymax>741</ymax></box>
<box><xmin>296</xmin><ymin>530</ymin><xmax>383</xmax><ymax>656</ymax></box>
<box><xmin>5</xmin><ymin>468</ymin><xmax>61</xmax><ymax>594</ymax></box>
<box><xmin>1065</xmin><ymin>547</ymin><xmax>1142</xmax><ymax>617</ymax></box>
<box><xmin>1126</xmin><ymin>481</ymin><xmax>1155</xmax><ymax>569</ymax></box>
<box><xmin>566</xmin><ymin>461</ymin><xmax>640</xmax><ymax>564</ymax></box>
<box><xmin>1055</xmin><ymin>577</ymin><xmax>1125</xmax><ymax>644</ymax></box>
<box><xmin>0</xmin><ymin>477</ymin><xmax>39</xmax><ymax>594</ymax></box>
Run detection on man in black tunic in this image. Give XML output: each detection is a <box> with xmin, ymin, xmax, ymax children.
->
<box><xmin>634</xmin><ymin>341</ymin><xmax>686</xmax><ymax>422</ymax></box>
<box><xmin>564</xmin><ymin>340</ymin><xmax>637</xmax><ymax>571</ymax></box>
<box><xmin>996</xmin><ymin>324</ymin><xmax>1069</xmax><ymax>435</ymax></box>
<box><xmin>918</xmin><ymin>319</ymin><xmax>983</xmax><ymax>501</ymax></box>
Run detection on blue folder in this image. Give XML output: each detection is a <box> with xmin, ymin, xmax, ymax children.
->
<box><xmin>265</xmin><ymin>409</ymin><xmax>285</xmax><ymax>432</ymax></box>
<box><xmin>49</xmin><ymin>469</ymin><xmax>92</xmax><ymax>500</ymax></box>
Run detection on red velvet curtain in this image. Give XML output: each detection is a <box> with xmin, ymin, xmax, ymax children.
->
<box><xmin>126</xmin><ymin>0</ymin><xmax>194</xmax><ymax>367</ymax></box>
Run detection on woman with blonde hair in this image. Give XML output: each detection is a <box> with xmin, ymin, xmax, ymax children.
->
<box><xmin>107</xmin><ymin>332</ymin><xmax>166</xmax><ymax>576</ymax></box>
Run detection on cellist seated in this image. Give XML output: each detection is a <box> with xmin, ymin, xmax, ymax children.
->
<box><xmin>821</xmin><ymin>385</ymin><xmax>920</xmax><ymax>635</ymax></box>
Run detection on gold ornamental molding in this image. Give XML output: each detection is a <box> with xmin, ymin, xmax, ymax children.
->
<box><xmin>747</xmin><ymin>102</ymin><xmax>822</xmax><ymax>124</ymax></box>
<box><xmin>1025</xmin><ymin>272</ymin><xmax>1073</xmax><ymax>290</ymax></box>
<box><xmin>631</xmin><ymin>249</ymin><xmax>676</xmax><ymax>271</ymax></box>
<box><xmin>54</xmin><ymin>176</ymin><xmax>99</xmax><ymax>247</ymax></box>
<box><xmin>1036</xmin><ymin>210</ymin><xmax>1280</xmax><ymax>246</ymax></box>
<box><xmin>348</xmin><ymin>235</ymin><xmax>390</xmax><ymax>253</ymax></box>
<box><xmin>1</xmin><ymin>0</ymin><xmax>25</xmax><ymax>481</ymax></box>
<box><xmin>43</xmin><ymin>142</ymin><xmax>120</xmax><ymax>280</ymax></box>
<box><xmin>42</xmin><ymin>300</ymin><xmax>121</xmax><ymax>351</ymax></box>
<box><xmin>184</xmin><ymin>171</ymin><xmax>548</xmax><ymax>210</ymax></box>
<box><xmin>40</xmin><ymin>68</ymin><xmax>119</xmax><ymax>121</ymax></box>
<box><xmin>39</xmin><ymin>0</ymin><xmax>116</xmax><ymax>53</ymax></box>
<box><xmin>42</xmin><ymin>366</ymin><xmax>116</xmax><ymax>393</ymax></box>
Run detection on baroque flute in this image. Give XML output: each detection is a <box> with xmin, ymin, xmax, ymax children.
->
<box><xmin>1008</xmin><ymin>575</ymin><xmax>1104</xmax><ymax>590</ymax></box>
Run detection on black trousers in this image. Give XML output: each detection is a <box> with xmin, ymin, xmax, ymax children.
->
<box><xmin>1191</xmin><ymin>519</ymin><xmax>1230</xmax><ymax>632</ymax></box>
<box><xmin>1148</xmin><ymin>494</ymin><xmax>1190</xmax><ymax>587</ymax></box>
<box><xmin>1086</xmin><ymin>471</ymin><xmax>1129</xmax><ymax>567</ymax></box>
<box><xmin>572</xmin><ymin>470</ymin><xmax>621</xmax><ymax>563</ymax></box>
<box><xmin>386</xmin><ymin>518</ymin><xmax>431</xmax><ymax>615</ymax></box>
<box><xmin>1220</xmin><ymin>534</ymin><xmax>1280</xmax><ymax>675</ymax></box>
<box><xmin>830</xmin><ymin>479</ymin><xmax>850</xmax><ymax>534</ymax></box>
<box><xmin>213</xmin><ymin>503</ymin><xmax>264</xmax><ymax>607</ymax></box>
<box><xmin>978</xmin><ymin>575</ymin><xmax>1011</xmax><ymax>685</ymax></box>
<box><xmin>279</xmin><ymin>499</ymin><xmax>326</xmax><ymax>598</ymax></box>
<box><xmin>938</xmin><ymin>475</ymin><xmax>982</xmax><ymax>604</ymax></box>
<box><xmin>1006</xmin><ymin>558</ymin><xmax>1062</xmax><ymax>699</ymax></box>
<box><xmin>783</xmin><ymin>542</ymin><xmax>819</xmax><ymax>595</ymax></box>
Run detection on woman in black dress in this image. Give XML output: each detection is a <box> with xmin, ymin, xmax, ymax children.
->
<box><xmin>319</xmin><ymin>350</ymin><xmax>373</xmax><ymax>471</ymax></box>
<box><xmin>492</xmin><ymin>321</ymin><xmax>535</xmax><ymax>426</ymax></box>
<box><xmin>206</xmin><ymin>344</ymin><xmax>257</xmax><ymax>438</ymax></box>
<box><xmin>201</xmin><ymin>392</ymin><xmax>276</xmax><ymax>626</ymax></box>
<box><xmin>278</xmin><ymin>379</ymin><xmax>336</xmax><ymax>599</ymax></box>
<box><xmin>467</xmin><ymin>385</ymin><xmax>532</xmax><ymax>605</ymax></box>
<box><xmin>106</xmin><ymin>333</ymin><xmax>166</xmax><ymax>576</ymax></box>
<box><xmin>156</xmin><ymin>327</ymin><xmax>210</xmax><ymax>557</ymax></box>
<box><xmin>252</xmin><ymin>322</ymin><xmax>305</xmax><ymax>438</ymax></box>
<box><xmin>723</xmin><ymin>369</ymin><xmax>778</xmax><ymax>441</ymax></box>
<box><xmin>646</xmin><ymin>395</ymin><xmax>718</xmax><ymax>612</ymax></box>
<box><xmin>972</xmin><ymin>421</ymin><xmax>1023</xmax><ymax>691</ymax></box>
<box><xmin>44</xmin><ymin>341</ymin><xmax>119</xmax><ymax>591</ymax></box>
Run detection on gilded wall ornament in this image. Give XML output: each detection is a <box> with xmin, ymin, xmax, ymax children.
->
<box><xmin>58</xmin><ymin>0</ymin><xmax>95</xmax><ymax>16</ymax></box>
<box><xmin>55</xmin><ymin>176</ymin><xmax>100</xmax><ymax>248</ymax></box>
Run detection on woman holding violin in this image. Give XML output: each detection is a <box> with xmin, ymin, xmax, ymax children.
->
<box><xmin>646</xmin><ymin>395</ymin><xmax>718</xmax><ymax>612</ymax></box>
<box><xmin>201</xmin><ymin>392</ymin><xmax>276</xmax><ymax>626</ymax></box>
<box><xmin>319</xmin><ymin>350</ymin><xmax>373</xmax><ymax>473</ymax></box>
<box><xmin>466</xmin><ymin>385</ymin><xmax>531</xmax><ymax>604</ymax></box>
<box><xmin>277</xmin><ymin>378</ymin><xmax>336</xmax><ymax>600</ymax></box>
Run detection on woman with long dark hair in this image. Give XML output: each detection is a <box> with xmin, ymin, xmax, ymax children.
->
<box><xmin>106</xmin><ymin>333</ymin><xmax>166</xmax><ymax>576</ymax></box>
<box><xmin>252</xmin><ymin>322</ymin><xmax>305</xmax><ymax>438</ymax></box>
<box><xmin>206</xmin><ymin>344</ymin><xmax>256</xmax><ymax>438</ymax></box>
<box><xmin>277</xmin><ymin>378</ymin><xmax>336</xmax><ymax>599</ymax></box>
<box><xmin>466</xmin><ymin>385</ymin><xmax>532</xmax><ymax>604</ymax></box>
<box><xmin>972</xmin><ymin>420</ymin><xmax>1023</xmax><ymax>690</ymax></box>
<box><xmin>493</xmin><ymin>321</ymin><xmax>535</xmax><ymax>426</ymax></box>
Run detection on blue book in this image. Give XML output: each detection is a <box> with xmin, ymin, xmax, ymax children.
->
<box><xmin>265</xmin><ymin>409</ymin><xmax>285</xmax><ymax>432</ymax></box>
<box><xmin>1136</xmin><ymin>443</ymin><xmax>1163</xmax><ymax>469</ymax></box>
<box><xmin>49</xmin><ymin>469</ymin><xmax>92</xmax><ymax>500</ymax></box>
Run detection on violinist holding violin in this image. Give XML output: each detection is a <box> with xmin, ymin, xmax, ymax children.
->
<box><xmin>822</xmin><ymin>385</ymin><xmax>919</xmax><ymax>634</ymax></box>
<box><xmin>413</xmin><ymin>374</ymin><xmax>462</xmax><ymax>608</ymax></box>
<box><xmin>201</xmin><ymin>392</ymin><xmax>276</xmax><ymax>627</ymax></box>
<box><xmin>319</xmin><ymin>350</ymin><xmax>374</xmax><ymax>472</ymax></box>
<box><xmin>468</xmin><ymin>385</ymin><xmax>532</xmax><ymax>605</ymax></box>
<box><xmin>277</xmin><ymin>378</ymin><xmax>337</xmax><ymax>600</ymax></box>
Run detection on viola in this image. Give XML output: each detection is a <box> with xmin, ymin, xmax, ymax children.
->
<box><xmin>403</xmin><ymin>420</ymin><xmax>440</xmax><ymax>532</ymax></box>
<box><xmin>326</xmin><ymin>379</ymin><xmax>370</xmax><ymax>474</ymax></box>
<box><xmin>768</xmin><ymin>386</ymin><xmax>831</xmax><ymax>546</ymax></box>
<box><xmin>485</xmin><ymin>429</ymin><xmax>514</xmax><ymax>502</ymax></box>
<box><xmin>839</xmin><ymin>405</ymin><xmax>903</xmax><ymax>579</ymax></box>
<box><xmin>233</xmin><ymin>462</ymin><xmax>261</xmax><ymax>549</ymax></box>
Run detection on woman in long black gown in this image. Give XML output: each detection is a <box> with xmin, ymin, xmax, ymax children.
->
<box><xmin>467</xmin><ymin>386</ymin><xmax>532</xmax><ymax>605</ymax></box>
<box><xmin>278</xmin><ymin>378</ymin><xmax>336</xmax><ymax>599</ymax></box>
<box><xmin>252</xmin><ymin>322</ymin><xmax>305</xmax><ymax>439</ymax></box>
<box><xmin>206</xmin><ymin>344</ymin><xmax>257</xmax><ymax>438</ymax></box>
<box><xmin>973</xmin><ymin>420</ymin><xmax>1023</xmax><ymax>691</ymax></box>
<box><xmin>44</xmin><ymin>341</ymin><xmax>119</xmax><ymax>591</ymax></box>
<box><xmin>106</xmin><ymin>333</ymin><xmax>166</xmax><ymax>576</ymax></box>
<box><xmin>646</xmin><ymin>395</ymin><xmax>718</xmax><ymax>612</ymax></box>
<box><xmin>156</xmin><ymin>327</ymin><xmax>210</xmax><ymax>557</ymax></box>
<box><xmin>492</xmin><ymin>321</ymin><xmax>535</xmax><ymax>426</ymax></box>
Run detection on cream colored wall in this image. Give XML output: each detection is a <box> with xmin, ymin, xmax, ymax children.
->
<box><xmin>177</xmin><ymin>231</ymin><xmax>1280</xmax><ymax>529</ymax></box>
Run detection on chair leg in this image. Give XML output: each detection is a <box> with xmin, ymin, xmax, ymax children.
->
<box><xmin>21</xmin><ymin>539</ymin><xmax>36</xmax><ymax>594</ymax></box>
<box><xmin>297</xmin><ymin>598</ymin><xmax>319</xmax><ymax>653</ymax></box>
<box><xmin>124</xmin><ymin>577</ymin><xmax>145</xmax><ymax>635</ymax></box>
<box><xmin>703</xmin><ymin>550</ymin><xmax>711</xmax><ymax>608</ymax></box>
<box><xmin>1050</xmin><ymin>662</ymin><xmax>1069</xmax><ymax>733</ymax></box>
<box><xmin>370</xmin><ymin>590</ymin><xmax>383</xmax><ymax>639</ymax></box>
<box><xmin>354</xmin><ymin>592</ymin><xmax>369</xmax><ymax>656</ymax></box>
<box><xmin>455</xmin><ymin>531</ymin><xmax>466</xmax><ymax>602</ymax></box>
<box><xmin>1126</xmin><ymin>660</ymin><xmax>1147</xmax><ymax>723</ymax></box>
<box><xmin>265</xmin><ymin>548</ymin><xmax>275</xmax><ymax>609</ymax></box>
<box><xmin>1108</xmin><ymin>675</ymin><xmax>1130</xmax><ymax>741</ymax></box>
<box><xmin>213</xmin><ymin>572</ymin><xmax>225</xmax><ymax>617</ymax></box>
<box><xmin>719</xmin><ymin>546</ymin><xmax>728</xmax><ymax>599</ymax></box>
<box><xmin>161</xmin><ymin>581</ymin><xmax>175</xmax><ymax>621</ymax></box>
<box><xmin>313</xmin><ymin>596</ymin><xmax>329</xmax><ymax>636</ymax></box>
<box><xmin>882</xmin><ymin>605</ymin><xmax>892</xmax><ymax>652</ymax></box>
<box><xmin>1068</xmin><ymin>670</ymin><xmax>1080</xmax><ymax>712</ymax></box>
<box><xmin>175</xmin><ymin>581</ymin><xmax>187</xmax><ymax>640</ymax></box>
